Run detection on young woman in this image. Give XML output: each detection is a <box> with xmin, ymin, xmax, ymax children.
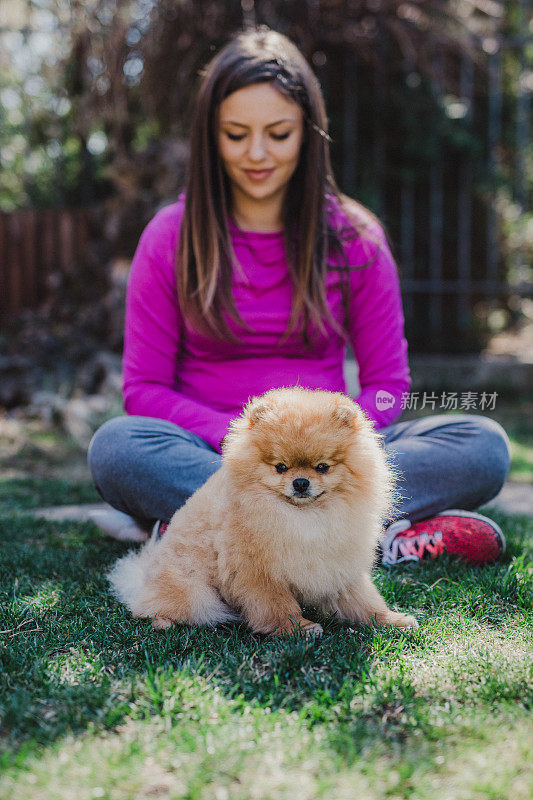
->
<box><xmin>88</xmin><ymin>27</ymin><xmax>510</xmax><ymax>566</ymax></box>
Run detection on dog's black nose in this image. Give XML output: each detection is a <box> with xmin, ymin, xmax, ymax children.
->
<box><xmin>292</xmin><ymin>477</ymin><xmax>310</xmax><ymax>494</ymax></box>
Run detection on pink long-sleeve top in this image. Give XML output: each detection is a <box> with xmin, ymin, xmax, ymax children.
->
<box><xmin>123</xmin><ymin>195</ymin><xmax>411</xmax><ymax>452</ymax></box>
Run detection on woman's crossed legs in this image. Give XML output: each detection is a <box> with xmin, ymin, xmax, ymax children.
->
<box><xmin>88</xmin><ymin>412</ymin><xmax>510</xmax><ymax>529</ymax></box>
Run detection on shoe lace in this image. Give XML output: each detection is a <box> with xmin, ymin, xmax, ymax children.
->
<box><xmin>399</xmin><ymin>530</ymin><xmax>444</xmax><ymax>560</ymax></box>
<box><xmin>386</xmin><ymin>530</ymin><xmax>444</xmax><ymax>564</ymax></box>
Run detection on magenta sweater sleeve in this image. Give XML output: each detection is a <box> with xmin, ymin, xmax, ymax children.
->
<box><xmin>347</xmin><ymin>223</ymin><xmax>411</xmax><ymax>428</ymax></box>
<box><xmin>122</xmin><ymin>210</ymin><xmax>232</xmax><ymax>451</ymax></box>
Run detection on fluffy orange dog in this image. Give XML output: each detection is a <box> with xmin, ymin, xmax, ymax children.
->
<box><xmin>108</xmin><ymin>388</ymin><xmax>418</xmax><ymax>635</ymax></box>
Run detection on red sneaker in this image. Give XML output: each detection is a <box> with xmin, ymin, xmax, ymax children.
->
<box><xmin>381</xmin><ymin>510</ymin><xmax>505</xmax><ymax>566</ymax></box>
<box><xmin>152</xmin><ymin>520</ymin><xmax>169</xmax><ymax>540</ymax></box>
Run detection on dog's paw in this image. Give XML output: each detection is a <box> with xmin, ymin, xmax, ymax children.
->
<box><xmin>273</xmin><ymin>618</ymin><xmax>323</xmax><ymax>637</ymax></box>
<box><xmin>302</xmin><ymin>621</ymin><xmax>324</xmax><ymax>637</ymax></box>
<box><xmin>152</xmin><ymin>615</ymin><xmax>173</xmax><ymax>630</ymax></box>
<box><xmin>385</xmin><ymin>611</ymin><xmax>419</xmax><ymax>630</ymax></box>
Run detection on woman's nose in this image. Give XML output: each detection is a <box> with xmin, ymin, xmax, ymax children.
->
<box><xmin>248</xmin><ymin>135</ymin><xmax>267</xmax><ymax>161</ymax></box>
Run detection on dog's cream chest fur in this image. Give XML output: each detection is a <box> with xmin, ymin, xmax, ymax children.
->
<box><xmin>224</xmin><ymin>493</ymin><xmax>378</xmax><ymax>602</ymax></box>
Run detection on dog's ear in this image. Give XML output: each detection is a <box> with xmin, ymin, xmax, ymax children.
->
<box><xmin>332</xmin><ymin>400</ymin><xmax>357</xmax><ymax>427</ymax></box>
<box><xmin>247</xmin><ymin>401</ymin><xmax>272</xmax><ymax>426</ymax></box>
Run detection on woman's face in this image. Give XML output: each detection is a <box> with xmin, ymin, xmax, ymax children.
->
<box><xmin>217</xmin><ymin>82</ymin><xmax>304</xmax><ymax>218</ymax></box>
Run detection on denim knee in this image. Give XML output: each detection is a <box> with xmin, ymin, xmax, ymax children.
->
<box><xmin>87</xmin><ymin>415</ymin><xmax>132</xmax><ymax>488</ymax></box>
<box><xmin>466</xmin><ymin>415</ymin><xmax>511</xmax><ymax>499</ymax></box>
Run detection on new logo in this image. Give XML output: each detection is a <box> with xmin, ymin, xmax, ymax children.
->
<box><xmin>376</xmin><ymin>390</ymin><xmax>395</xmax><ymax>411</ymax></box>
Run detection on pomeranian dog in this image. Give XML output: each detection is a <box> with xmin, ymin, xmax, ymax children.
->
<box><xmin>108</xmin><ymin>388</ymin><xmax>418</xmax><ymax>636</ymax></box>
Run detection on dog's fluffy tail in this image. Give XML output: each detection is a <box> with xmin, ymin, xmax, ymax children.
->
<box><xmin>107</xmin><ymin>540</ymin><xmax>155</xmax><ymax>616</ymax></box>
<box><xmin>107</xmin><ymin>539</ymin><xmax>239</xmax><ymax>627</ymax></box>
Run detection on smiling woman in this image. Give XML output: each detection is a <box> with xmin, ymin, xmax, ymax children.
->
<box><xmin>88</xmin><ymin>27</ymin><xmax>511</xmax><ymax>569</ymax></box>
<box><xmin>217</xmin><ymin>83</ymin><xmax>304</xmax><ymax>232</ymax></box>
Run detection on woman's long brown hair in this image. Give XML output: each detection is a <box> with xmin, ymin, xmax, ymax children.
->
<box><xmin>178</xmin><ymin>27</ymin><xmax>381</xmax><ymax>345</ymax></box>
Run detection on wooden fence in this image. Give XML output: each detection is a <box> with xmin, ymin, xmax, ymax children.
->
<box><xmin>0</xmin><ymin>208</ymin><xmax>91</xmax><ymax>315</ymax></box>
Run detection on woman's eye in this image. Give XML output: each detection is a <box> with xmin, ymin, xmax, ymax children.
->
<box><xmin>224</xmin><ymin>131</ymin><xmax>290</xmax><ymax>142</ymax></box>
<box><xmin>275</xmin><ymin>463</ymin><xmax>288</xmax><ymax>474</ymax></box>
<box><xmin>315</xmin><ymin>463</ymin><xmax>330</xmax><ymax>474</ymax></box>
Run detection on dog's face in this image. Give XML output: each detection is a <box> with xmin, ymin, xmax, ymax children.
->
<box><xmin>223</xmin><ymin>388</ymin><xmax>372</xmax><ymax>505</ymax></box>
<box><xmin>257</xmin><ymin>454</ymin><xmax>343</xmax><ymax>506</ymax></box>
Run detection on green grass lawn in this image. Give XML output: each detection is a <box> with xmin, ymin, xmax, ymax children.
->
<box><xmin>0</xmin><ymin>408</ymin><xmax>532</xmax><ymax>799</ymax></box>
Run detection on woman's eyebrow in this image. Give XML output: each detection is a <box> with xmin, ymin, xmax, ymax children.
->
<box><xmin>220</xmin><ymin>118</ymin><xmax>298</xmax><ymax>128</ymax></box>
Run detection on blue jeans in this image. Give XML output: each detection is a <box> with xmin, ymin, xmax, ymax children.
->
<box><xmin>87</xmin><ymin>413</ymin><xmax>511</xmax><ymax>528</ymax></box>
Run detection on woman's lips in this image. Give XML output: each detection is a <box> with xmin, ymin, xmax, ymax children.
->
<box><xmin>243</xmin><ymin>168</ymin><xmax>275</xmax><ymax>181</ymax></box>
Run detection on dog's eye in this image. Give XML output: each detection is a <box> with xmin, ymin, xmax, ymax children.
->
<box><xmin>315</xmin><ymin>463</ymin><xmax>330</xmax><ymax>473</ymax></box>
<box><xmin>275</xmin><ymin>463</ymin><xmax>288</xmax><ymax>474</ymax></box>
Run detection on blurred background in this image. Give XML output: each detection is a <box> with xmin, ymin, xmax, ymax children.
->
<box><xmin>0</xmin><ymin>1</ymin><xmax>531</xmax><ymax>461</ymax></box>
